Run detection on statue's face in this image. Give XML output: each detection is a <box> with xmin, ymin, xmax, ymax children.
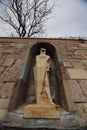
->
<box><xmin>40</xmin><ymin>48</ymin><xmax>46</xmax><ymax>55</ymax></box>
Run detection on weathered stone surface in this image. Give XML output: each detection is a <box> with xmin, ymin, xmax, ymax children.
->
<box><xmin>24</xmin><ymin>104</ymin><xmax>61</xmax><ymax>119</ymax></box>
<box><xmin>62</xmin><ymin>80</ymin><xmax>75</xmax><ymax>111</ymax></box>
<box><xmin>67</xmin><ymin>69</ymin><xmax>87</xmax><ymax>79</ymax></box>
<box><xmin>15</xmin><ymin>44</ymin><xmax>24</xmax><ymax>51</ymax></box>
<box><xmin>0</xmin><ymin>38</ymin><xmax>87</xmax><ymax>128</ymax></box>
<box><xmin>75</xmin><ymin>103</ymin><xmax>87</xmax><ymax>126</ymax></box>
<box><xmin>2</xmin><ymin>58</ymin><xmax>15</xmax><ymax>67</ymax></box>
<box><xmin>0</xmin><ymin>67</ymin><xmax>4</xmax><ymax>75</ymax></box>
<box><xmin>0</xmin><ymin>46</ymin><xmax>14</xmax><ymax>53</ymax></box>
<box><xmin>3</xmin><ymin>111</ymin><xmax>79</xmax><ymax>129</ymax></box>
<box><xmin>0</xmin><ymin>54</ymin><xmax>2</xmax><ymax>58</ymax></box>
<box><xmin>80</xmin><ymin>43</ymin><xmax>87</xmax><ymax>48</ymax></box>
<box><xmin>0</xmin><ymin>83</ymin><xmax>4</xmax><ymax>88</ymax></box>
<box><xmin>58</xmin><ymin>54</ymin><xmax>72</xmax><ymax>62</ymax></box>
<box><xmin>81</xmin><ymin>53</ymin><xmax>87</xmax><ymax>60</ymax></box>
<box><xmin>10</xmin><ymin>43</ymin><xmax>17</xmax><ymax>47</ymax></box>
<box><xmin>79</xmin><ymin>80</ymin><xmax>87</xmax><ymax>96</ymax></box>
<box><xmin>0</xmin><ymin>59</ymin><xmax>22</xmax><ymax>82</ymax></box>
<box><xmin>0</xmin><ymin>58</ymin><xmax>4</xmax><ymax>66</ymax></box>
<box><xmin>0</xmin><ymin>109</ymin><xmax>7</xmax><ymax>122</ymax></box>
<box><xmin>0</xmin><ymin>83</ymin><xmax>14</xmax><ymax>99</ymax></box>
<box><xmin>68</xmin><ymin>80</ymin><xmax>87</xmax><ymax>102</ymax></box>
<box><xmin>0</xmin><ymin>99</ymin><xmax>10</xmax><ymax>109</ymax></box>
<box><xmin>71</xmin><ymin>61</ymin><xmax>86</xmax><ymax>69</ymax></box>
<box><xmin>59</xmin><ymin>63</ymin><xmax>69</xmax><ymax>79</ymax></box>
<box><xmin>63</xmin><ymin>61</ymin><xmax>72</xmax><ymax>68</ymax></box>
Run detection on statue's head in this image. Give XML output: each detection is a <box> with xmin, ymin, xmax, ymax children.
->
<box><xmin>40</xmin><ymin>48</ymin><xmax>46</xmax><ymax>55</ymax></box>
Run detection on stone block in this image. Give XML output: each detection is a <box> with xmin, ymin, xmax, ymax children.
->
<box><xmin>67</xmin><ymin>69</ymin><xmax>87</xmax><ymax>79</ymax></box>
<box><xmin>0</xmin><ymin>67</ymin><xmax>4</xmax><ymax>75</ymax></box>
<box><xmin>0</xmin><ymin>109</ymin><xmax>7</xmax><ymax>122</ymax></box>
<box><xmin>62</xmin><ymin>80</ymin><xmax>75</xmax><ymax>111</ymax></box>
<box><xmin>68</xmin><ymin>80</ymin><xmax>87</xmax><ymax>102</ymax></box>
<box><xmin>79</xmin><ymin>80</ymin><xmax>87</xmax><ymax>96</ymax></box>
<box><xmin>0</xmin><ymin>59</ymin><xmax>22</xmax><ymax>82</ymax></box>
<box><xmin>0</xmin><ymin>99</ymin><xmax>10</xmax><ymax>109</ymax></box>
<box><xmin>80</xmin><ymin>43</ymin><xmax>87</xmax><ymax>47</ymax></box>
<box><xmin>2</xmin><ymin>58</ymin><xmax>14</xmax><ymax>67</ymax></box>
<box><xmin>81</xmin><ymin>53</ymin><xmax>87</xmax><ymax>60</ymax></box>
<box><xmin>0</xmin><ymin>54</ymin><xmax>2</xmax><ymax>58</ymax></box>
<box><xmin>63</xmin><ymin>61</ymin><xmax>72</xmax><ymax>68</ymax></box>
<box><xmin>75</xmin><ymin>103</ymin><xmax>87</xmax><ymax>126</ymax></box>
<box><xmin>71</xmin><ymin>61</ymin><xmax>86</xmax><ymax>69</ymax></box>
<box><xmin>0</xmin><ymin>83</ymin><xmax>14</xmax><ymax>99</ymax></box>
<box><xmin>15</xmin><ymin>44</ymin><xmax>24</xmax><ymax>50</ymax></box>
<box><xmin>10</xmin><ymin>43</ymin><xmax>17</xmax><ymax>47</ymax></box>
<box><xmin>0</xmin><ymin>83</ymin><xmax>4</xmax><ymax>88</ymax></box>
<box><xmin>58</xmin><ymin>55</ymin><xmax>71</xmax><ymax>62</ymax></box>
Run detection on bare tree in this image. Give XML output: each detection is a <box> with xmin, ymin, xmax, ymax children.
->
<box><xmin>0</xmin><ymin>0</ymin><xmax>54</xmax><ymax>37</ymax></box>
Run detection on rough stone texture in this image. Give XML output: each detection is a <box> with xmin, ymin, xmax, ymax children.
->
<box><xmin>0</xmin><ymin>109</ymin><xmax>7</xmax><ymax>122</ymax></box>
<box><xmin>0</xmin><ymin>99</ymin><xmax>10</xmax><ymax>109</ymax></box>
<box><xmin>0</xmin><ymin>38</ymin><xmax>87</xmax><ymax>128</ymax></box>
<box><xmin>79</xmin><ymin>80</ymin><xmax>87</xmax><ymax>96</ymax></box>
<box><xmin>75</xmin><ymin>103</ymin><xmax>87</xmax><ymax>127</ymax></box>
<box><xmin>2</xmin><ymin>58</ymin><xmax>15</xmax><ymax>67</ymax></box>
<box><xmin>0</xmin><ymin>83</ymin><xmax>4</xmax><ymax>88</ymax></box>
<box><xmin>71</xmin><ymin>61</ymin><xmax>86</xmax><ymax>69</ymax></box>
<box><xmin>59</xmin><ymin>62</ymin><xmax>69</xmax><ymax>79</ymax></box>
<box><xmin>15</xmin><ymin>44</ymin><xmax>24</xmax><ymax>51</ymax></box>
<box><xmin>0</xmin><ymin>67</ymin><xmax>4</xmax><ymax>75</ymax></box>
<box><xmin>3</xmin><ymin>111</ymin><xmax>79</xmax><ymax>129</ymax></box>
<box><xmin>67</xmin><ymin>69</ymin><xmax>87</xmax><ymax>79</ymax></box>
<box><xmin>0</xmin><ymin>83</ymin><xmax>15</xmax><ymax>99</ymax></box>
<box><xmin>0</xmin><ymin>46</ymin><xmax>14</xmax><ymax>53</ymax></box>
<box><xmin>63</xmin><ymin>61</ymin><xmax>72</xmax><ymax>68</ymax></box>
<box><xmin>0</xmin><ymin>59</ymin><xmax>22</xmax><ymax>82</ymax></box>
<box><xmin>68</xmin><ymin>80</ymin><xmax>87</xmax><ymax>103</ymax></box>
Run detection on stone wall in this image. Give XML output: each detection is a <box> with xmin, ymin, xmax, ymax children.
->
<box><xmin>0</xmin><ymin>38</ymin><xmax>87</xmax><ymax>128</ymax></box>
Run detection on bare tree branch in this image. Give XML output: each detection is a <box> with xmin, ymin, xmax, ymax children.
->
<box><xmin>0</xmin><ymin>0</ymin><xmax>54</xmax><ymax>37</ymax></box>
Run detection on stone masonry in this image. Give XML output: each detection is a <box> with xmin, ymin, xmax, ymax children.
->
<box><xmin>0</xmin><ymin>38</ymin><xmax>87</xmax><ymax>128</ymax></box>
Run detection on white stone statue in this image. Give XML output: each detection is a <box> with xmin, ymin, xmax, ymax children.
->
<box><xmin>34</xmin><ymin>48</ymin><xmax>52</xmax><ymax>104</ymax></box>
<box><xmin>24</xmin><ymin>48</ymin><xmax>62</xmax><ymax>118</ymax></box>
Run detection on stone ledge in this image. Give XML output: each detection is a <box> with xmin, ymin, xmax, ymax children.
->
<box><xmin>3</xmin><ymin>111</ymin><xmax>79</xmax><ymax>129</ymax></box>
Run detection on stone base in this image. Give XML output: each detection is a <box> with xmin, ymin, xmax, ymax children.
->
<box><xmin>3</xmin><ymin>111</ymin><xmax>79</xmax><ymax>129</ymax></box>
<box><xmin>24</xmin><ymin>103</ymin><xmax>61</xmax><ymax>119</ymax></box>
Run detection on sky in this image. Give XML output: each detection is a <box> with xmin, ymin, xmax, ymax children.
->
<box><xmin>0</xmin><ymin>0</ymin><xmax>87</xmax><ymax>38</ymax></box>
<box><xmin>46</xmin><ymin>0</ymin><xmax>87</xmax><ymax>38</ymax></box>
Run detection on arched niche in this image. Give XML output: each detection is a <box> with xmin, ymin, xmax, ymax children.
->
<box><xmin>25</xmin><ymin>42</ymin><xmax>61</xmax><ymax>106</ymax></box>
<box><xmin>9</xmin><ymin>42</ymin><xmax>74</xmax><ymax>112</ymax></box>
